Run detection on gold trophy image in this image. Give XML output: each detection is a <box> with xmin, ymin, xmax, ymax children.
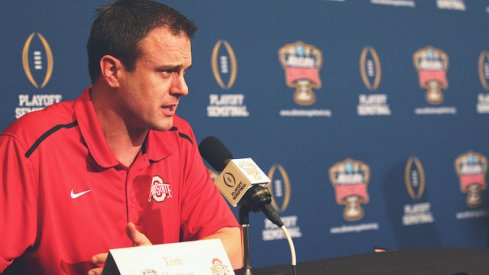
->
<box><xmin>413</xmin><ymin>46</ymin><xmax>449</xmax><ymax>105</ymax></box>
<box><xmin>330</xmin><ymin>159</ymin><xmax>370</xmax><ymax>221</ymax></box>
<box><xmin>455</xmin><ymin>151</ymin><xmax>488</xmax><ymax>208</ymax></box>
<box><xmin>279</xmin><ymin>41</ymin><xmax>322</xmax><ymax>105</ymax></box>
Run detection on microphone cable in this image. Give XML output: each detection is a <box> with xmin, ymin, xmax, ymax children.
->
<box><xmin>280</xmin><ymin>225</ymin><xmax>297</xmax><ymax>266</ymax></box>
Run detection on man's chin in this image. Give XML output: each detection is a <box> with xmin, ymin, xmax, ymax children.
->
<box><xmin>152</xmin><ymin>118</ymin><xmax>174</xmax><ymax>131</ymax></box>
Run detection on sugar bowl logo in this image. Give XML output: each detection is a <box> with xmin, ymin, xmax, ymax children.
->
<box><xmin>413</xmin><ymin>46</ymin><xmax>449</xmax><ymax>105</ymax></box>
<box><xmin>279</xmin><ymin>41</ymin><xmax>322</xmax><ymax>106</ymax></box>
<box><xmin>357</xmin><ymin>46</ymin><xmax>391</xmax><ymax>116</ymax></box>
<box><xmin>402</xmin><ymin>157</ymin><xmax>434</xmax><ymax>226</ymax></box>
<box><xmin>207</xmin><ymin>39</ymin><xmax>249</xmax><ymax>117</ymax></box>
<box><xmin>477</xmin><ymin>51</ymin><xmax>489</xmax><ymax>114</ymax></box>
<box><xmin>455</xmin><ymin>151</ymin><xmax>488</xmax><ymax>208</ymax></box>
<box><xmin>17</xmin><ymin>32</ymin><xmax>62</xmax><ymax>118</ymax></box>
<box><xmin>148</xmin><ymin>176</ymin><xmax>172</xmax><ymax>203</ymax></box>
<box><xmin>329</xmin><ymin>159</ymin><xmax>370</xmax><ymax>222</ymax></box>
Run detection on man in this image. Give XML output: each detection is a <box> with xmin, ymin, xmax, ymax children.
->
<box><xmin>0</xmin><ymin>0</ymin><xmax>243</xmax><ymax>274</ymax></box>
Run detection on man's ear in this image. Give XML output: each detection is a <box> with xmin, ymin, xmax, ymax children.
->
<box><xmin>99</xmin><ymin>55</ymin><xmax>122</xmax><ymax>88</ymax></box>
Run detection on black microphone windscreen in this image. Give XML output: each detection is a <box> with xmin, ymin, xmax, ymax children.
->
<box><xmin>198</xmin><ymin>136</ymin><xmax>233</xmax><ymax>171</ymax></box>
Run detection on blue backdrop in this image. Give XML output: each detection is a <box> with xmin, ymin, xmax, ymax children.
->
<box><xmin>1</xmin><ymin>0</ymin><xmax>489</xmax><ymax>268</ymax></box>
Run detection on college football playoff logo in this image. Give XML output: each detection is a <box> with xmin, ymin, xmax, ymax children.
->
<box><xmin>479</xmin><ymin>51</ymin><xmax>489</xmax><ymax>91</ymax></box>
<box><xmin>405</xmin><ymin>157</ymin><xmax>426</xmax><ymax>200</ymax></box>
<box><xmin>267</xmin><ymin>164</ymin><xmax>291</xmax><ymax>212</ymax></box>
<box><xmin>22</xmin><ymin>32</ymin><xmax>54</xmax><ymax>89</ymax></box>
<box><xmin>211</xmin><ymin>40</ymin><xmax>237</xmax><ymax>90</ymax></box>
<box><xmin>360</xmin><ymin>46</ymin><xmax>381</xmax><ymax>91</ymax></box>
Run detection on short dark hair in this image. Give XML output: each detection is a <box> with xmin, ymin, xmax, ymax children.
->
<box><xmin>87</xmin><ymin>0</ymin><xmax>197</xmax><ymax>83</ymax></box>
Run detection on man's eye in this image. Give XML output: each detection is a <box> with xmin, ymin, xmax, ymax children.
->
<box><xmin>162</xmin><ymin>69</ymin><xmax>179</xmax><ymax>74</ymax></box>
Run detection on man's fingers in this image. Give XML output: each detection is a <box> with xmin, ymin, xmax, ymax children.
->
<box><xmin>87</xmin><ymin>267</ymin><xmax>103</xmax><ymax>275</ymax></box>
<box><xmin>126</xmin><ymin>222</ymin><xmax>152</xmax><ymax>246</ymax></box>
<box><xmin>90</xmin><ymin>253</ymin><xmax>108</xmax><ymax>265</ymax></box>
<box><xmin>88</xmin><ymin>253</ymin><xmax>107</xmax><ymax>275</ymax></box>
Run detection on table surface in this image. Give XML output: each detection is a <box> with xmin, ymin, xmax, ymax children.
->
<box><xmin>235</xmin><ymin>247</ymin><xmax>489</xmax><ymax>275</ymax></box>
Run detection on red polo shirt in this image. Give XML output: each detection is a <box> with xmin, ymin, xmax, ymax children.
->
<box><xmin>0</xmin><ymin>88</ymin><xmax>238</xmax><ymax>274</ymax></box>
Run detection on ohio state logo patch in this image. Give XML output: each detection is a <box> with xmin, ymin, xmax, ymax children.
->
<box><xmin>149</xmin><ymin>176</ymin><xmax>172</xmax><ymax>202</ymax></box>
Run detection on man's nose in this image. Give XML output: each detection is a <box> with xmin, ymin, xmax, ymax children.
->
<box><xmin>170</xmin><ymin>73</ymin><xmax>189</xmax><ymax>97</ymax></box>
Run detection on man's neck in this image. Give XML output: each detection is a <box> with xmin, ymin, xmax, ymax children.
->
<box><xmin>104</xmin><ymin>127</ymin><xmax>147</xmax><ymax>167</ymax></box>
<box><xmin>90</xmin><ymin>86</ymin><xmax>148</xmax><ymax>167</ymax></box>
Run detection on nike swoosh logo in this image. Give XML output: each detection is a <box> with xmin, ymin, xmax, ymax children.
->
<box><xmin>70</xmin><ymin>189</ymin><xmax>92</xmax><ymax>199</ymax></box>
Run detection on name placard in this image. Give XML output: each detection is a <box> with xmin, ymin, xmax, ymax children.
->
<box><xmin>102</xmin><ymin>239</ymin><xmax>234</xmax><ymax>275</ymax></box>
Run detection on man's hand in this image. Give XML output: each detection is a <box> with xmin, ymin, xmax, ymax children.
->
<box><xmin>125</xmin><ymin>222</ymin><xmax>152</xmax><ymax>247</ymax></box>
<box><xmin>87</xmin><ymin>222</ymin><xmax>152</xmax><ymax>275</ymax></box>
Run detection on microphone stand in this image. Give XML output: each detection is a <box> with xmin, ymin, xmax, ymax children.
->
<box><xmin>237</xmin><ymin>185</ymin><xmax>275</xmax><ymax>273</ymax></box>
<box><xmin>239</xmin><ymin>203</ymin><xmax>252</xmax><ymax>272</ymax></box>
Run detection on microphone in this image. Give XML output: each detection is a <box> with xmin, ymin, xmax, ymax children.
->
<box><xmin>199</xmin><ymin>136</ymin><xmax>284</xmax><ymax>227</ymax></box>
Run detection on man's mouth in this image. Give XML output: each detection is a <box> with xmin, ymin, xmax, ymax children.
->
<box><xmin>161</xmin><ymin>104</ymin><xmax>178</xmax><ymax>116</ymax></box>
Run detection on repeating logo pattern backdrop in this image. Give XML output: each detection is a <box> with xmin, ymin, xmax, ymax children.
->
<box><xmin>2</xmin><ymin>0</ymin><xmax>489</xmax><ymax>268</ymax></box>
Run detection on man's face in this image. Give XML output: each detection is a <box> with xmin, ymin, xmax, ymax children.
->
<box><xmin>116</xmin><ymin>26</ymin><xmax>192</xmax><ymax>131</ymax></box>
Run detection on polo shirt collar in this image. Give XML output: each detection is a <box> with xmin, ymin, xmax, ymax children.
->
<box><xmin>74</xmin><ymin>87</ymin><xmax>173</xmax><ymax>168</ymax></box>
<box><xmin>143</xmin><ymin>130</ymin><xmax>173</xmax><ymax>162</ymax></box>
<box><xmin>74</xmin><ymin>88</ymin><xmax>119</xmax><ymax>168</ymax></box>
